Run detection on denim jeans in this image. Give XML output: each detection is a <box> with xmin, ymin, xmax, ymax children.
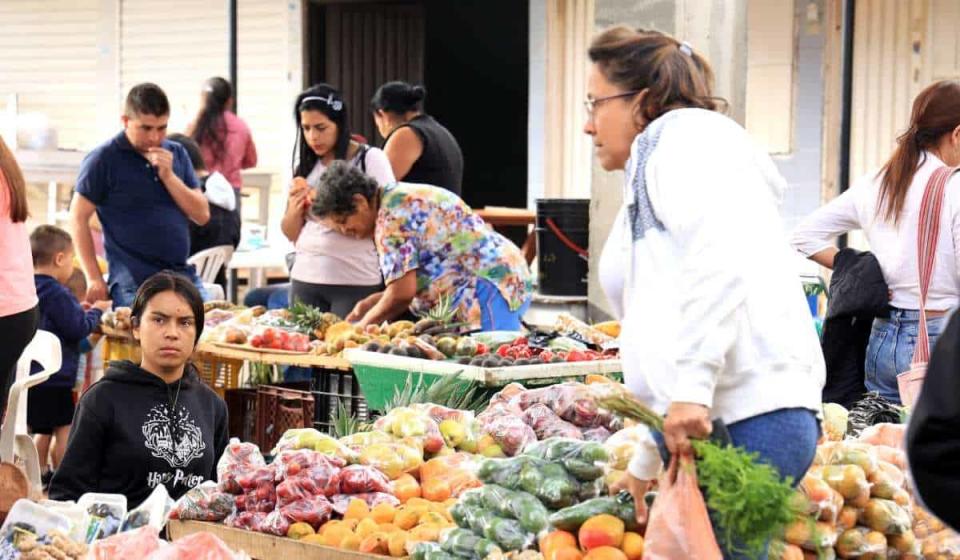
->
<box><xmin>476</xmin><ymin>278</ymin><xmax>531</xmax><ymax>332</ymax></box>
<box><xmin>109</xmin><ymin>267</ymin><xmax>208</xmax><ymax>308</ymax></box>
<box><xmin>653</xmin><ymin>408</ymin><xmax>819</xmax><ymax>560</ymax></box>
<box><xmin>865</xmin><ymin>308</ymin><xmax>945</xmax><ymax>404</ymax></box>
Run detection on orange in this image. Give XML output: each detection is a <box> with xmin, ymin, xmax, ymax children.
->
<box><xmin>621</xmin><ymin>532</ymin><xmax>644</xmax><ymax>560</ymax></box>
<box><xmin>344</xmin><ymin>498</ymin><xmax>371</xmax><ymax>520</ymax></box>
<box><xmin>371</xmin><ymin>502</ymin><xmax>398</xmax><ymax>524</ymax></box>
<box><xmin>422</xmin><ymin>478</ymin><xmax>453</xmax><ymax>502</ymax></box>
<box><xmin>554</xmin><ymin>548</ymin><xmax>584</xmax><ymax>560</ymax></box>
<box><xmin>393</xmin><ymin>473</ymin><xmax>422</xmax><ymax>503</ymax></box>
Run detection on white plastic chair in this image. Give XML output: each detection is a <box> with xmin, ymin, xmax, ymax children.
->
<box><xmin>0</xmin><ymin>330</ymin><xmax>62</xmax><ymax>491</ymax></box>
<box><xmin>188</xmin><ymin>245</ymin><xmax>234</xmax><ymax>301</ymax></box>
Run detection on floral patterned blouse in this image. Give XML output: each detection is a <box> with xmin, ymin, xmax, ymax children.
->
<box><xmin>375</xmin><ymin>183</ymin><xmax>532</xmax><ymax>327</ymax></box>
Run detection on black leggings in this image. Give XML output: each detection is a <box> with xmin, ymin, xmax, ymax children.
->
<box><xmin>0</xmin><ymin>305</ymin><xmax>39</xmax><ymax>422</ymax></box>
<box><xmin>290</xmin><ymin>280</ymin><xmax>383</xmax><ymax>318</ymax></box>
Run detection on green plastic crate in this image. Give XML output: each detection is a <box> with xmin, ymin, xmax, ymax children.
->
<box><xmin>344</xmin><ymin>349</ymin><xmax>623</xmax><ymax>412</ymax></box>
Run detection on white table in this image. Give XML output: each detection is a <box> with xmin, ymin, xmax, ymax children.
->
<box><xmin>227</xmin><ymin>247</ymin><xmax>290</xmax><ymax>303</ymax></box>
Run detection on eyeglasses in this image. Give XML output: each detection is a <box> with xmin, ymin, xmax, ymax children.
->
<box><xmin>583</xmin><ymin>90</ymin><xmax>642</xmax><ymax>118</ymax></box>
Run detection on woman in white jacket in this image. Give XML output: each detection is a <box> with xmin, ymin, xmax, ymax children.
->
<box><xmin>587</xmin><ymin>27</ymin><xmax>824</xmax><ymax>559</ymax></box>
<box><xmin>792</xmin><ymin>81</ymin><xmax>960</xmax><ymax>405</ymax></box>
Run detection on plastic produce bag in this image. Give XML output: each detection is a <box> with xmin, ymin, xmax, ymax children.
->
<box><xmin>374</xmin><ymin>407</ymin><xmax>446</xmax><ymax>454</ymax></box>
<box><xmin>334</xmin><ymin>464</ymin><xmax>393</xmax><ymax>495</ymax></box>
<box><xmin>477</xmin><ymin>414</ymin><xmax>537</xmax><ymax>457</ymax></box>
<box><xmin>643</xmin><ymin>456</ymin><xmax>722</xmax><ymax>560</ymax></box>
<box><xmin>77</xmin><ymin>493</ymin><xmax>126</xmax><ymax>543</ymax></box>
<box><xmin>857</xmin><ymin>422</ymin><xmax>906</xmax><ymax>449</ymax></box>
<box><xmin>603</xmin><ymin>426</ymin><xmax>651</xmax><ymax>472</ymax></box>
<box><xmin>258</xmin><ymin>509</ymin><xmax>291</xmax><ymax>536</ymax></box>
<box><xmin>859</xmin><ymin>498</ymin><xmax>912</xmax><ymax>535</ymax></box>
<box><xmin>522</xmin><ymin>404</ymin><xmax>583</xmax><ymax>440</ymax></box>
<box><xmin>272</xmin><ymin>428</ymin><xmax>357</xmax><ymax>462</ymax></box>
<box><xmin>86</xmin><ymin>526</ymin><xmax>161</xmax><ymax>560</ymax></box>
<box><xmin>834</xmin><ymin>527</ymin><xmax>887</xmax><ymax>557</ymax></box>
<box><xmin>825</xmin><ymin>441</ymin><xmax>879</xmax><ymax>477</ymax></box>
<box><xmin>459</xmin><ymin>485</ymin><xmax>549</xmax><ymax>535</ymax></box>
<box><xmin>410</xmin><ymin>403</ymin><xmax>476</xmax><ymax>426</ymax></box>
<box><xmin>216</xmin><ymin>438</ymin><xmax>265</xmax><ymax>482</ymax></box>
<box><xmin>822</xmin><ymin>403</ymin><xmax>849</xmax><ymax>442</ymax></box>
<box><xmin>523</xmin><ymin>438</ymin><xmax>609</xmax><ymax>481</ymax></box>
<box><xmin>440</xmin><ymin>528</ymin><xmax>501</xmax><ymax>560</ymax></box>
<box><xmin>278</xmin><ymin>495</ymin><xmax>333</xmax><ymax>529</ymax></box>
<box><xmin>582</xmin><ymin>427</ymin><xmax>613</xmax><ymax>443</ymax></box>
<box><xmin>37</xmin><ymin>500</ymin><xmax>89</xmax><ymax>544</ymax></box>
<box><xmin>339</xmin><ymin>430</ymin><xmax>395</xmax><ymax>453</ymax></box>
<box><xmin>820</xmin><ymin>464</ymin><xmax>870</xmax><ymax>500</ymax></box>
<box><xmin>274</xmin><ymin>449</ymin><xmax>345</xmax><ymax>480</ymax></box>
<box><xmin>122</xmin><ymin>485</ymin><xmax>173</xmax><ymax>532</ymax></box>
<box><xmin>330</xmin><ymin>493</ymin><xmax>400</xmax><ymax>516</ymax></box>
<box><xmin>921</xmin><ymin>529</ymin><xmax>960</xmax><ymax>559</ymax></box>
<box><xmin>420</xmin><ymin>454</ymin><xmax>482</xmax><ymax>501</ymax></box>
<box><xmin>518</xmin><ymin>460</ymin><xmax>579</xmax><ymax>509</ymax></box>
<box><xmin>358</xmin><ymin>441</ymin><xmax>424</xmax><ymax>480</ymax></box>
<box><xmin>548</xmin><ymin>494</ymin><xmax>639</xmax><ymax>532</ymax></box>
<box><xmin>147</xmin><ymin>531</ymin><xmax>247</xmax><ymax>560</ymax></box>
<box><xmin>796</xmin><ymin>475</ymin><xmax>842</xmax><ymax>524</ymax></box>
<box><xmin>223</xmin><ymin>511</ymin><xmax>267</xmax><ymax>531</ymax></box>
<box><xmin>169</xmin><ymin>482</ymin><xmax>236</xmax><ymax>522</ymax></box>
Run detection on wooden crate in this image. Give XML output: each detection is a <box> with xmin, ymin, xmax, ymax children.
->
<box><xmin>168</xmin><ymin>520</ymin><xmax>384</xmax><ymax>560</ymax></box>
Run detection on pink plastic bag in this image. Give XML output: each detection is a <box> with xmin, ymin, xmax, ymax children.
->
<box><xmin>87</xmin><ymin>526</ymin><xmax>162</xmax><ymax>560</ymax></box>
<box><xmin>149</xmin><ymin>532</ymin><xmax>245</xmax><ymax>560</ymax></box>
<box><xmin>643</xmin><ymin>456</ymin><xmax>722</xmax><ymax>560</ymax></box>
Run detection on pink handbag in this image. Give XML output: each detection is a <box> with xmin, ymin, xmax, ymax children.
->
<box><xmin>897</xmin><ymin>165</ymin><xmax>958</xmax><ymax>407</ymax></box>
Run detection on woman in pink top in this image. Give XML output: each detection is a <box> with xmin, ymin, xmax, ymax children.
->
<box><xmin>281</xmin><ymin>84</ymin><xmax>395</xmax><ymax>317</ymax></box>
<box><xmin>0</xmin><ymin>135</ymin><xmax>39</xmax><ymax>421</ymax></box>
<box><xmin>187</xmin><ymin>77</ymin><xmax>258</xmax><ymax>191</ymax></box>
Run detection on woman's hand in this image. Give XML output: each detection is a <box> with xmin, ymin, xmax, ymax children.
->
<box><xmin>662</xmin><ymin>402</ymin><xmax>712</xmax><ymax>456</ymax></box>
<box><xmin>347</xmin><ymin>294</ymin><xmax>379</xmax><ymax>323</ymax></box>
<box><xmin>610</xmin><ymin>472</ymin><xmax>654</xmax><ymax>525</ymax></box>
<box><xmin>287</xmin><ymin>178</ymin><xmax>310</xmax><ymax>216</ymax></box>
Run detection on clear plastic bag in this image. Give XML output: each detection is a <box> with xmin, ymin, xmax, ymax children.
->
<box><xmin>858</xmin><ymin>498</ymin><xmax>912</xmax><ymax>535</ymax></box>
<box><xmin>278</xmin><ymin>495</ymin><xmax>334</xmax><ymax>529</ymax></box>
<box><xmin>274</xmin><ymin>449</ymin><xmax>344</xmax><ymax>481</ymax></box>
<box><xmin>333</xmin><ymin>465</ymin><xmax>393</xmax><ymax>494</ymax></box>
<box><xmin>358</xmin><ymin>441</ymin><xmax>424</xmax><ymax>480</ymax></box>
<box><xmin>857</xmin><ymin>422</ymin><xmax>906</xmax><ymax>449</ymax></box>
<box><xmin>276</xmin><ymin>464</ymin><xmax>341</xmax><ymax>506</ymax></box>
<box><xmin>523</xmin><ymin>438</ymin><xmax>609</xmax><ymax>482</ymax></box>
<box><xmin>373</xmin><ymin>408</ymin><xmax>446</xmax><ymax>454</ymax></box>
<box><xmin>0</xmin><ymin>499</ymin><xmax>72</xmax><ymax>548</ymax></box>
<box><xmin>235</xmin><ymin>466</ymin><xmax>277</xmax><ymax>492</ymax></box>
<box><xmin>169</xmin><ymin>482</ymin><xmax>236</xmax><ymax>522</ymax></box>
<box><xmin>77</xmin><ymin>493</ymin><xmax>127</xmax><ymax>543</ymax></box>
<box><xmin>835</xmin><ymin>527</ymin><xmax>887</xmax><ymax>558</ymax></box>
<box><xmin>410</xmin><ymin>403</ymin><xmax>476</xmax><ymax>426</ymax></box>
<box><xmin>216</xmin><ymin>439</ymin><xmax>265</xmax><ymax>482</ymax></box>
<box><xmin>521</xmin><ymin>404</ymin><xmax>583</xmax><ymax>440</ymax></box>
<box><xmin>820</xmin><ymin>464</ymin><xmax>870</xmax><ymax>500</ymax></box>
<box><xmin>235</xmin><ymin>486</ymin><xmax>276</xmax><ymax>513</ymax></box>
<box><xmin>634</xmin><ymin>456</ymin><xmax>722</xmax><ymax>560</ymax></box>
<box><xmin>272</xmin><ymin>429</ymin><xmax>356</xmax><ymax>462</ymax></box>
<box><xmin>478</xmin><ymin>415</ymin><xmax>537</xmax><ymax>457</ymax></box>
<box><xmin>582</xmin><ymin>427</ymin><xmax>612</xmax><ymax>443</ymax></box>
<box><xmin>86</xmin><ymin>526</ymin><xmax>161</xmax><ymax>560</ymax></box>
<box><xmin>338</xmin><ymin>430</ymin><xmax>395</xmax><ymax>453</ymax></box>
<box><xmin>783</xmin><ymin>518</ymin><xmax>838</xmax><ymax>551</ymax></box>
<box><xmin>825</xmin><ymin>441</ymin><xmax>879</xmax><ymax>477</ymax></box>
<box><xmin>921</xmin><ymin>529</ymin><xmax>960</xmax><ymax>559</ymax></box>
<box><xmin>603</xmin><ymin>425</ymin><xmax>651</xmax><ymax>472</ymax></box>
<box><xmin>147</xmin><ymin>531</ymin><xmax>247</xmax><ymax>560</ymax></box>
<box><xmin>796</xmin><ymin>475</ymin><xmax>842</xmax><ymax>524</ymax></box>
<box><xmin>223</xmin><ymin>511</ymin><xmax>267</xmax><ymax>531</ymax></box>
<box><xmin>258</xmin><ymin>508</ymin><xmax>291</xmax><ymax>536</ymax></box>
<box><xmin>330</xmin><ymin>493</ymin><xmax>400</xmax><ymax>516</ymax></box>
<box><xmin>37</xmin><ymin>500</ymin><xmax>88</xmax><ymax>544</ymax></box>
<box><xmin>121</xmin><ymin>485</ymin><xmax>173</xmax><ymax>532</ymax></box>
<box><xmin>420</xmin><ymin>454</ymin><xmax>482</xmax><ymax>501</ymax></box>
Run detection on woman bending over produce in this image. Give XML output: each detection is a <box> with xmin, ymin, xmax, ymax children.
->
<box><xmin>587</xmin><ymin>27</ymin><xmax>824</xmax><ymax>559</ymax></box>
<box><xmin>312</xmin><ymin>161</ymin><xmax>532</xmax><ymax>331</ymax></box>
<box><xmin>50</xmin><ymin>272</ymin><xmax>228</xmax><ymax>508</ymax></box>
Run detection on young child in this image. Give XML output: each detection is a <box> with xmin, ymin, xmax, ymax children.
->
<box><xmin>65</xmin><ymin>269</ymin><xmax>101</xmax><ymax>392</ymax></box>
<box><xmin>29</xmin><ymin>225</ymin><xmax>111</xmax><ymax>485</ymax></box>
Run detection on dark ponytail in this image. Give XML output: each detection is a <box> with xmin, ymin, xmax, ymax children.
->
<box><xmin>877</xmin><ymin>80</ymin><xmax>960</xmax><ymax>225</ymax></box>
<box><xmin>370</xmin><ymin>81</ymin><xmax>427</xmax><ymax>115</ymax></box>
<box><xmin>190</xmin><ymin>77</ymin><xmax>233</xmax><ymax>165</ymax></box>
<box><xmin>588</xmin><ymin>26</ymin><xmax>723</xmax><ymax>129</ymax></box>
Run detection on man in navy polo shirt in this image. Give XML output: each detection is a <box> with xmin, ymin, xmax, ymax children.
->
<box><xmin>70</xmin><ymin>83</ymin><xmax>211</xmax><ymax>307</ymax></box>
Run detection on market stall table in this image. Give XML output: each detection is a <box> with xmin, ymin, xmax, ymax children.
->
<box><xmin>226</xmin><ymin>246</ymin><xmax>290</xmax><ymax>303</ymax></box>
<box><xmin>168</xmin><ymin>520</ymin><xmax>375</xmax><ymax>560</ymax></box>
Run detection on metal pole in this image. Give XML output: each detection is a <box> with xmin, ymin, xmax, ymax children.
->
<box><xmin>837</xmin><ymin>0</ymin><xmax>855</xmax><ymax>249</ymax></box>
<box><xmin>229</xmin><ymin>0</ymin><xmax>238</xmax><ymax>110</ymax></box>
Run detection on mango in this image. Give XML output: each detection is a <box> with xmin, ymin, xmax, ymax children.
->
<box><xmin>583</xmin><ymin>546</ymin><xmax>628</xmax><ymax>560</ymax></box>
<box><xmin>540</xmin><ymin>530</ymin><xmax>578</xmax><ymax>560</ymax></box>
<box><xmin>621</xmin><ymin>532</ymin><xmax>644</xmax><ymax>560</ymax></box>
<box><xmin>578</xmin><ymin>515</ymin><xmax>625</xmax><ymax>551</ymax></box>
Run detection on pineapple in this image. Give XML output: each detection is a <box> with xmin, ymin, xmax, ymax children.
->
<box><xmin>412</xmin><ymin>294</ymin><xmax>462</xmax><ymax>335</ymax></box>
<box><xmin>289</xmin><ymin>300</ymin><xmax>340</xmax><ymax>339</ymax></box>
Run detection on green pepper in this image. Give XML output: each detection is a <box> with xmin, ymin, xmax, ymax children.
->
<box><xmin>441</xmin><ymin>528</ymin><xmax>501</xmax><ymax>560</ymax></box>
<box><xmin>483</xmin><ymin>517</ymin><xmax>534</xmax><ymax>552</ymax></box>
<box><xmin>536</xmin><ymin>463</ymin><xmax>579</xmax><ymax>509</ymax></box>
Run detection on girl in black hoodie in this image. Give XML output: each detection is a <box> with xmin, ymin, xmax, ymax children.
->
<box><xmin>50</xmin><ymin>272</ymin><xmax>228</xmax><ymax>508</ymax></box>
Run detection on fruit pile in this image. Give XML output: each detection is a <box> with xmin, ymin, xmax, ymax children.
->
<box><xmin>249</xmin><ymin>327</ymin><xmax>311</xmax><ymax>352</ymax></box>
<box><xmin>771</xmin><ymin>418</ymin><xmax>954</xmax><ymax>560</ymax></box>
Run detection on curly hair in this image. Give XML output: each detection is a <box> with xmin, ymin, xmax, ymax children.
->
<box><xmin>311</xmin><ymin>160</ymin><xmax>380</xmax><ymax>218</ymax></box>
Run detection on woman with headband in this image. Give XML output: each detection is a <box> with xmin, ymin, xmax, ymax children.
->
<box><xmin>281</xmin><ymin>84</ymin><xmax>395</xmax><ymax>316</ymax></box>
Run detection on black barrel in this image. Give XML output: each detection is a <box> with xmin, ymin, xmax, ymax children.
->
<box><xmin>535</xmin><ymin>199</ymin><xmax>590</xmax><ymax>296</ymax></box>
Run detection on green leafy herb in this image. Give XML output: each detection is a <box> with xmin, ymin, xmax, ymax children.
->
<box><xmin>598</xmin><ymin>394</ymin><xmax>800</xmax><ymax>558</ymax></box>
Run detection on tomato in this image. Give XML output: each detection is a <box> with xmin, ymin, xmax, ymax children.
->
<box><xmin>513</xmin><ymin>347</ymin><xmax>533</xmax><ymax>359</ymax></box>
<box><xmin>497</xmin><ymin>345</ymin><xmax>512</xmax><ymax>358</ymax></box>
<box><xmin>512</xmin><ymin>337</ymin><xmax>528</xmax><ymax>346</ymax></box>
<box><xmin>566</xmin><ymin>350</ymin><xmax>587</xmax><ymax>362</ymax></box>
<box><xmin>250</xmin><ymin>335</ymin><xmax>263</xmax><ymax>348</ymax></box>
<box><xmin>539</xmin><ymin>350</ymin><xmax>554</xmax><ymax>362</ymax></box>
<box><xmin>476</xmin><ymin>343</ymin><xmax>489</xmax><ymax>355</ymax></box>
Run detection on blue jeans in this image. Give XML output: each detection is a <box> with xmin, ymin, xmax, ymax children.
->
<box><xmin>653</xmin><ymin>408</ymin><xmax>819</xmax><ymax>560</ymax></box>
<box><xmin>476</xmin><ymin>278</ymin><xmax>530</xmax><ymax>331</ymax></box>
<box><xmin>244</xmin><ymin>283</ymin><xmax>291</xmax><ymax>310</ymax></box>
<box><xmin>109</xmin><ymin>267</ymin><xmax>208</xmax><ymax>308</ymax></box>
<box><xmin>865</xmin><ymin>308</ymin><xmax>945</xmax><ymax>404</ymax></box>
